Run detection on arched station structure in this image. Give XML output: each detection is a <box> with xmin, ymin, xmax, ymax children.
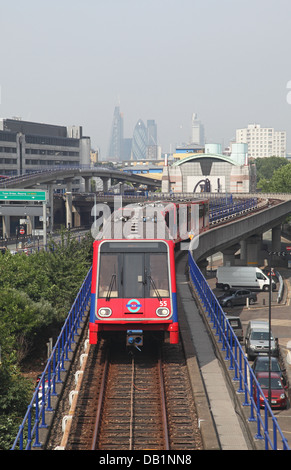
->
<box><xmin>162</xmin><ymin>152</ymin><xmax>256</xmax><ymax>194</ymax></box>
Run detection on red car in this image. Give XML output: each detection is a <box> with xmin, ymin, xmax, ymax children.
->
<box><xmin>253</xmin><ymin>372</ymin><xmax>288</xmax><ymax>409</ymax></box>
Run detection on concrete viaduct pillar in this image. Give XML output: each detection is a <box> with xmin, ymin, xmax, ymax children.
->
<box><xmin>272</xmin><ymin>225</ymin><xmax>281</xmax><ymax>252</ymax></box>
<box><xmin>65</xmin><ymin>179</ymin><xmax>73</xmax><ymax>229</ymax></box>
<box><xmin>102</xmin><ymin>178</ymin><xmax>110</xmax><ymax>192</ymax></box>
<box><xmin>241</xmin><ymin>235</ymin><xmax>263</xmax><ymax>266</ymax></box>
<box><xmin>2</xmin><ymin>215</ymin><xmax>10</xmax><ymax>238</ymax></box>
<box><xmin>222</xmin><ymin>244</ymin><xmax>240</xmax><ymax>266</ymax></box>
<box><xmin>83</xmin><ymin>176</ymin><xmax>90</xmax><ymax>192</ymax></box>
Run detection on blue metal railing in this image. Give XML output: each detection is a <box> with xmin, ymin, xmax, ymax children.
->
<box><xmin>210</xmin><ymin>197</ymin><xmax>258</xmax><ymax>223</ymax></box>
<box><xmin>188</xmin><ymin>251</ymin><xmax>290</xmax><ymax>450</ymax></box>
<box><xmin>11</xmin><ymin>266</ymin><xmax>92</xmax><ymax>450</ymax></box>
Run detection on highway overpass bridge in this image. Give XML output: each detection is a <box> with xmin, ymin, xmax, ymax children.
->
<box><xmin>0</xmin><ymin>166</ymin><xmax>161</xmax><ymax>239</ymax></box>
<box><xmin>0</xmin><ymin>166</ymin><xmax>161</xmax><ymax>191</ymax></box>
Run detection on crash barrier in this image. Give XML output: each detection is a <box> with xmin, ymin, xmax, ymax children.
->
<box><xmin>209</xmin><ymin>197</ymin><xmax>258</xmax><ymax>223</ymax></box>
<box><xmin>11</xmin><ymin>266</ymin><xmax>92</xmax><ymax>450</ymax></box>
<box><xmin>188</xmin><ymin>251</ymin><xmax>290</xmax><ymax>451</ymax></box>
<box><xmin>276</xmin><ymin>270</ymin><xmax>284</xmax><ymax>303</ymax></box>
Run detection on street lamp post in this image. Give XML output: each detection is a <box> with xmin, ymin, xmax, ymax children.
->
<box><xmin>268</xmin><ymin>252</ymin><xmax>272</xmax><ymax>409</ymax></box>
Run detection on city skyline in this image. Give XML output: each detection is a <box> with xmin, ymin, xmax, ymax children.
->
<box><xmin>0</xmin><ymin>1</ymin><xmax>291</xmax><ymax>157</ymax></box>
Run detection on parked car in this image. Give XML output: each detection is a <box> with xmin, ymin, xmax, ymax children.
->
<box><xmin>218</xmin><ymin>289</ymin><xmax>257</xmax><ymax>308</ymax></box>
<box><xmin>225</xmin><ymin>315</ymin><xmax>244</xmax><ymax>342</ymax></box>
<box><xmin>252</xmin><ymin>356</ymin><xmax>286</xmax><ymax>386</ymax></box>
<box><xmin>253</xmin><ymin>372</ymin><xmax>288</xmax><ymax>409</ymax></box>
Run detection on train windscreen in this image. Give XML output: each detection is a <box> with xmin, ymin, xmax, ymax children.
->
<box><xmin>98</xmin><ymin>246</ymin><xmax>170</xmax><ymax>299</ymax></box>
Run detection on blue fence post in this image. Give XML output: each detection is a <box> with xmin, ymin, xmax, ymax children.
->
<box><xmin>228</xmin><ymin>333</ymin><xmax>234</xmax><ymax>371</ymax></box>
<box><xmin>237</xmin><ymin>349</ymin><xmax>244</xmax><ymax>392</ymax></box>
<box><xmin>32</xmin><ymin>399</ymin><xmax>42</xmax><ymax>448</ymax></box>
<box><xmin>233</xmin><ymin>341</ymin><xmax>239</xmax><ymax>380</ymax></box>
<box><xmin>242</xmin><ymin>358</ymin><xmax>250</xmax><ymax>407</ymax></box>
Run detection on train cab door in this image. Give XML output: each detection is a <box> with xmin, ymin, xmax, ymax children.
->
<box><xmin>122</xmin><ymin>252</ymin><xmax>145</xmax><ymax>316</ymax></box>
<box><xmin>122</xmin><ymin>250</ymin><xmax>170</xmax><ymax>319</ymax></box>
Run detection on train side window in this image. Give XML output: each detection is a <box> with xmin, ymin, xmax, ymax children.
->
<box><xmin>148</xmin><ymin>253</ymin><xmax>169</xmax><ymax>297</ymax></box>
<box><xmin>98</xmin><ymin>253</ymin><xmax>119</xmax><ymax>298</ymax></box>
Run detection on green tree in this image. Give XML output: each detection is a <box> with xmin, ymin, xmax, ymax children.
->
<box><xmin>0</xmin><ymin>229</ymin><xmax>93</xmax><ymax>449</ymax></box>
<box><xmin>255</xmin><ymin>156</ymin><xmax>289</xmax><ymax>183</ymax></box>
<box><xmin>0</xmin><ymin>365</ymin><xmax>32</xmax><ymax>450</ymax></box>
<box><xmin>270</xmin><ymin>163</ymin><xmax>291</xmax><ymax>192</ymax></box>
<box><xmin>0</xmin><ymin>288</ymin><xmax>58</xmax><ymax>364</ymax></box>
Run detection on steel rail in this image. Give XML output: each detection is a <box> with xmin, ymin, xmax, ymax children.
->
<box><xmin>91</xmin><ymin>350</ymin><xmax>110</xmax><ymax>450</ymax></box>
<box><xmin>158</xmin><ymin>355</ymin><xmax>170</xmax><ymax>450</ymax></box>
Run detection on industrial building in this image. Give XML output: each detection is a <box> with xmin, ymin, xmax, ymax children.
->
<box><xmin>0</xmin><ymin>118</ymin><xmax>91</xmax><ymax>191</ymax></box>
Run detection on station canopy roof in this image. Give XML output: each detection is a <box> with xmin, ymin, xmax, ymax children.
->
<box><xmin>173</xmin><ymin>153</ymin><xmax>239</xmax><ymax>167</ymax></box>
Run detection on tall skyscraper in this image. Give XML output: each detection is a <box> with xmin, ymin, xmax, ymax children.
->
<box><xmin>147</xmin><ymin>119</ymin><xmax>157</xmax><ymax>146</ymax></box>
<box><xmin>191</xmin><ymin>113</ymin><xmax>205</xmax><ymax>146</ymax></box>
<box><xmin>131</xmin><ymin>119</ymin><xmax>159</xmax><ymax>160</ymax></box>
<box><xmin>132</xmin><ymin>119</ymin><xmax>148</xmax><ymax>159</ymax></box>
<box><xmin>107</xmin><ymin>106</ymin><xmax>124</xmax><ymax>161</ymax></box>
<box><xmin>146</xmin><ymin>119</ymin><xmax>159</xmax><ymax>159</ymax></box>
<box><xmin>107</xmin><ymin>108</ymin><xmax>159</xmax><ymax>161</ymax></box>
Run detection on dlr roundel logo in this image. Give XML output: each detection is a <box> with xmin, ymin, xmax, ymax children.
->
<box><xmin>126</xmin><ymin>299</ymin><xmax>142</xmax><ymax>313</ymax></box>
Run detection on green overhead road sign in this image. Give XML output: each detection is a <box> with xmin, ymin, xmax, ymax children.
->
<box><xmin>0</xmin><ymin>189</ymin><xmax>47</xmax><ymax>201</ymax></box>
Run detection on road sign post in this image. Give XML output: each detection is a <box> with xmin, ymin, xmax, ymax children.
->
<box><xmin>43</xmin><ymin>202</ymin><xmax>47</xmax><ymax>247</ymax></box>
<box><xmin>0</xmin><ymin>189</ymin><xmax>47</xmax><ymax>246</ymax></box>
<box><xmin>0</xmin><ymin>189</ymin><xmax>46</xmax><ymax>201</ymax></box>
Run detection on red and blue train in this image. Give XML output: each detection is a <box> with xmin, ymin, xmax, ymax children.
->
<box><xmin>89</xmin><ymin>198</ymin><xmax>209</xmax><ymax>349</ymax></box>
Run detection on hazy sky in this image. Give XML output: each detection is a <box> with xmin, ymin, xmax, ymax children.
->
<box><xmin>1</xmin><ymin>0</ymin><xmax>291</xmax><ymax>157</ymax></box>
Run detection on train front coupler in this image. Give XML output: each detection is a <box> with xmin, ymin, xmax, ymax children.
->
<box><xmin>126</xmin><ymin>329</ymin><xmax>143</xmax><ymax>351</ymax></box>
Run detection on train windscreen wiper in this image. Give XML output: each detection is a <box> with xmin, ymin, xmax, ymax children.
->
<box><xmin>106</xmin><ymin>274</ymin><xmax>116</xmax><ymax>301</ymax></box>
<box><xmin>148</xmin><ymin>275</ymin><xmax>162</xmax><ymax>302</ymax></box>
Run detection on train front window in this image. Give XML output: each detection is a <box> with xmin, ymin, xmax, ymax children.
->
<box><xmin>98</xmin><ymin>253</ymin><xmax>119</xmax><ymax>298</ymax></box>
<box><xmin>148</xmin><ymin>253</ymin><xmax>169</xmax><ymax>298</ymax></box>
<box><xmin>98</xmin><ymin>243</ymin><xmax>170</xmax><ymax>300</ymax></box>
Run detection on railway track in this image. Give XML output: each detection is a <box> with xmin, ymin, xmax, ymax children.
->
<box><xmin>65</xmin><ymin>336</ymin><xmax>202</xmax><ymax>451</ymax></box>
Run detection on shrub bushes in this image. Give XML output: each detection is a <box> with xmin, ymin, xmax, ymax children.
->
<box><xmin>0</xmin><ymin>230</ymin><xmax>93</xmax><ymax>449</ymax></box>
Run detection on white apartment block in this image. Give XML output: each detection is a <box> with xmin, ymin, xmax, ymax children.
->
<box><xmin>236</xmin><ymin>124</ymin><xmax>286</xmax><ymax>159</ymax></box>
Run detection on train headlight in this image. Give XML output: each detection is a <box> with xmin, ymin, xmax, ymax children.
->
<box><xmin>156</xmin><ymin>307</ymin><xmax>170</xmax><ymax>317</ymax></box>
<box><xmin>98</xmin><ymin>307</ymin><xmax>112</xmax><ymax>317</ymax></box>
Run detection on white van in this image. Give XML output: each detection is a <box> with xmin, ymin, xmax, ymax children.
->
<box><xmin>216</xmin><ymin>266</ymin><xmax>276</xmax><ymax>291</ymax></box>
